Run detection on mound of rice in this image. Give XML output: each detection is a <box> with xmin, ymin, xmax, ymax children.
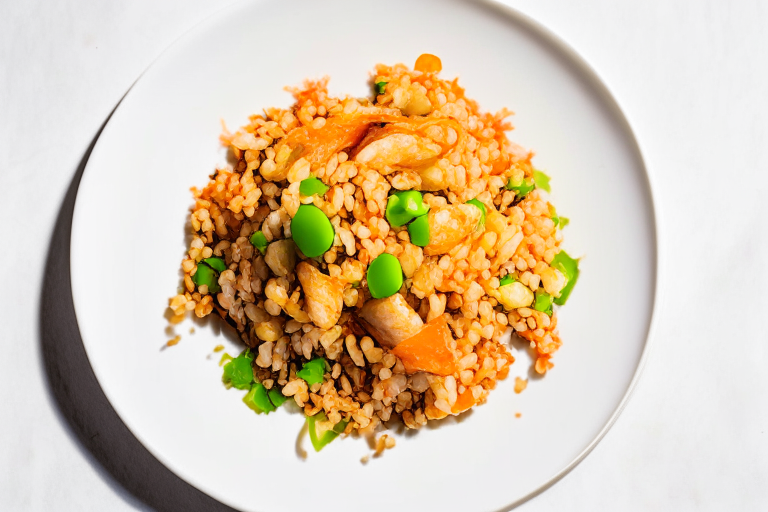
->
<box><xmin>168</xmin><ymin>55</ymin><xmax>568</xmax><ymax>436</ymax></box>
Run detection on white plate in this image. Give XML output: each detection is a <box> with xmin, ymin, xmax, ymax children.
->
<box><xmin>71</xmin><ymin>0</ymin><xmax>658</xmax><ymax>510</ymax></box>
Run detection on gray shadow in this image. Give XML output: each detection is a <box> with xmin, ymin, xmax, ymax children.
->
<box><xmin>39</xmin><ymin>110</ymin><xmax>237</xmax><ymax>512</ymax></box>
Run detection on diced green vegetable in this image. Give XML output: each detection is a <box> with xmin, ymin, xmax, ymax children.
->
<box><xmin>291</xmin><ymin>204</ymin><xmax>335</xmax><ymax>258</ymax></box>
<box><xmin>407</xmin><ymin>214</ymin><xmax>430</xmax><ymax>247</ymax></box>
<box><xmin>375</xmin><ymin>81</ymin><xmax>387</xmax><ymax>95</ymax></box>
<box><xmin>219</xmin><ymin>353</ymin><xmax>233</xmax><ymax>366</ymax></box>
<box><xmin>366</xmin><ymin>253</ymin><xmax>404</xmax><ymax>299</ymax></box>
<box><xmin>222</xmin><ymin>350</ymin><xmax>255</xmax><ymax>390</ymax></box>
<box><xmin>466</xmin><ymin>198</ymin><xmax>486</xmax><ymax>227</ymax></box>
<box><xmin>506</xmin><ymin>176</ymin><xmax>535</xmax><ymax>199</ymax></box>
<box><xmin>559</xmin><ymin>217</ymin><xmax>570</xmax><ymax>228</ymax></box>
<box><xmin>202</xmin><ymin>257</ymin><xmax>227</xmax><ymax>273</ymax></box>
<box><xmin>191</xmin><ymin>262</ymin><xmax>221</xmax><ymax>293</ymax></box>
<box><xmin>296</xmin><ymin>357</ymin><xmax>327</xmax><ymax>385</ymax></box>
<box><xmin>533</xmin><ymin>170</ymin><xmax>551</xmax><ymax>193</ymax></box>
<box><xmin>307</xmin><ymin>411</ymin><xmax>349</xmax><ymax>452</ymax></box>
<box><xmin>249</xmin><ymin>231</ymin><xmax>269</xmax><ymax>255</ymax></box>
<box><xmin>499</xmin><ymin>274</ymin><xmax>515</xmax><ymax>287</ymax></box>
<box><xmin>385</xmin><ymin>191</ymin><xmax>429</xmax><ymax>228</ymax></box>
<box><xmin>268</xmin><ymin>388</ymin><xmax>288</xmax><ymax>408</ymax></box>
<box><xmin>533</xmin><ymin>290</ymin><xmax>553</xmax><ymax>316</ymax></box>
<box><xmin>551</xmin><ymin>250</ymin><xmax>580</xmax><ymax>306</ymax></box>
<box><xmin>548</xmin><ymin>204</ymin><xmax>560</xmax><ymax>228</ymax></box>
<box><xmin>299</xmin><ymin>176</ymin><xmax>329</xmax><ymax>197</ymax></box>
<box><xmin>243</xmin><ymin>382</ymin><xmax>276</xmax><ymax>414</ymax></box>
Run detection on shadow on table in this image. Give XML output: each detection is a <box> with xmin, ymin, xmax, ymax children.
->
<box><xmin>38</xmin><ymin>113</ymin><xmax>237</xmax><ymax>512</ymax></box>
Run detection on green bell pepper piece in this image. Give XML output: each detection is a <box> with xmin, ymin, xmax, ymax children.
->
<box><xmin>307</xmin><ymin>411</ymin><xmax>349</xmax><ymax>452</ymax></box>
<box><xmin>222</xmin><ymin>350</ymin><xmax>254</xmax><ymax>390</ymax></box>
<box><xmin>534</xmin><ymin>290</ymin><xmax>553</xmax><ymax>316</ymax></box>
<box><xmin>299</xmin><ymin>176</ymin><xmax>329</xmax><ymax>197</ymax></box>
<box><xmin>296</xmin><ymin>357</ymin><xmax>327</xmax><ymax>385</ymax></box>
<box><xmin>243</xmin><ymin>382</ymin><xmax>276</xmax><ymax>414</ymax></box>
<box><xmin>268</xmin><ymin>388</ymin><xmax>288</xmax><ymax>408</ymax></box>
<box><xmin>551</xmin><ymin>250</ymin><xmax>580</xmax><ymax>305</ymax></box>
<box><xmin>533</xmin><ymin>170</ymin><xmax>551</xmax><ymax>193</ymax></box>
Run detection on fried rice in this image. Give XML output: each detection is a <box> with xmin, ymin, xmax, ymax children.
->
<box><xmin>168</xmin><ymin>54</ymin><xmax>573</xmax><ymax>438</ymax></box>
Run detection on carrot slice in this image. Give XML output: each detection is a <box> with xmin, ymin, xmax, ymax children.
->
<box><xmin>390</xmin><ymin>316</ymin><xmax>458</xmax><ymax>376</ymax></box>
<box><xmin>451</xmin><ymin>389</ymin><xmax>475</xmax><ymax>414</ymax></box>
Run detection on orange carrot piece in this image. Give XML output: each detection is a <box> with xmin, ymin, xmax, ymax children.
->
<box><xmin>451</xmin><ymin>389</ymin><xmax>475</xmax><ymax>414</ymax></box>
<box><xmin>390</xmin><ymin>316</ymin><xmax>458</xmax><ymax>376</ymax></box>
<box><xmin>414</xmin><ymin>53</ymin><xmax>442</xmax><ymax>73</ymax></box>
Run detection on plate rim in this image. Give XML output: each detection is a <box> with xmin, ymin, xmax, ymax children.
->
<box><xmin>70</xmin><ymin>0</ymin><xmax>662</xmax><ymax>510</ymax></box>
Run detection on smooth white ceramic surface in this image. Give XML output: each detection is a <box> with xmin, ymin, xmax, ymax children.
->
<box><xmin>68</xmin><ymin>0</ymin><xmax>655</xmax><ymax>511</ymax></box>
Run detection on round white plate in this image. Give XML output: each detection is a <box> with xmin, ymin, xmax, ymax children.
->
<box><xmin>71</xmin><ymin>0</ymin><xmax>658</xmax><ymax>510</ymax></box>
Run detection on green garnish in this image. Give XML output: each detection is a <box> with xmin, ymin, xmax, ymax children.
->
<box><xmin>407</xmin><ymin>214</ymin><xmax>430</xmax><ymax>247</ymax></box>
<box><xmin>222</xmin><ymin>350</ymin><xmax>255</xmax><ymax>390</ymax></box>
<box><xmin>299</xmin><ymin>176</ymin><xmax>329</xmax><ymax>197</ymax></box>
<box><xmin>307</xmin><ymin>411</ymin><xmax>349</xmax><ymax>452</ymax></box>
<box><xmin>243</xmin><ymin>382</ymin><xmax>276</xmax><ymax>414</ymax></box>
<box><xmin>533</xmin><ymin>290</ymin><xmax>553</xmax><ymax>316</ymax></box>
<box><xmin>191</xmin><ymin>262</ymin><xmax>221</xmax><ymax>293</ymax></box>
<box><xmin>551</xmin><ymin>250</ymin><xmax>580</xmax><ymax>306</ymax></box>
<box><xmin>296</xmin><ymin>357</ymin><xmax>327</xmax><ymax>386</ymax></box>
<box><xmin>533</xmin><ymin>170</ymin><xmax>551</xmax><ymax>193</ymax></box>
<box><xmin>268</xmin><ymin>388</ymin><xmax>288</xmax><ymax>408</ymax></box>
<box><xmin>219</xmin><ymin>353</ymin><xmax>233</xmax><ymax>366</ymax></box>
<box><xmin>559</xmin><ymin>217</ymin><xmax>570</xmax><ymax>228</ymax></box>
<box><xmin>366</xmin><ymin>253</ymin><xmax>404</xmax><ymax>299</ymax></box>
<box><xmin>375</xmin><ymin>81</ymin><xmax>387</xmax><ymax>95</ymax></box>
<box><xmin>548</xmin><ymin>204</ymin><xmax>560</xmax><ymax>228</ymax></box>
<box><xmin>465</xmin><ymin>198</ymin><xmax>486</xmax><ymax>227</ymax></box>
<box><xmin>505</xmin><ymin>176</ymin><xmax>535</xmax><ymax>199</ymax></box>
<box><xmin>202</xmin><ymin>257</ymin><xmax>227</xmax><ymax>273</ymax></box>
<box><xmin>499</xmin><ymin>274</ymin><xmax>515</xmax><ymax>287</ymax></box>
<box><xmin>291</xmin><ymin>204</ymin><xmax>335</xmax><ymax>258</ymax></box>
<box><xmin>385</xmin><ymin>190</ymin><xmax>429</xmax><ymax>228</ymax></box>
<box><xmin>249</xmin><ymin>231</ymin><xmax>269</xmax><ymax>255</ymax></box>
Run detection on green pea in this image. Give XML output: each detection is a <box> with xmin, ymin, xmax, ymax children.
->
<box><xmin>385</xmin><ymin>190</ymin><xmax>429</xmax><ymax>228</ymax></box>
<box><xmin>366</xmin><ymin>253</ymin><xmax>403</xmax><ymax>299</ymax></box>
<box><xmin>407</xmin><ymin>214</ymin><xmax>430</xmax><ymax>247</ymax></box>
<box><xmin>191</xmin><ymin>262</ymin><xmax>221</xmax><ymax>293</ymax></box>
<box><xmin>299</xmin><ymin>176</ymin><xmax>329</xmax><ymax>197</ymax></box>
<box><xmin>466</xmin><ymin>198</ymin><xmax>486</xmax><ymax>227</ymax></box>
<box><xmin>290</xmin><ymin>204</ymin><xmax>335</xmax><ymax>258</ymax></box>
<box><xmin>202</xmin><ymin>257</ymin><xmax>226</xmax><ymax>273</ymax></box>
<box><xmin>533</xmin><ymin>290</ymin><xmax>553</xmax><ymax>316</ymax></box>
<box><xmin>506</xmin><ymin>176</ymin><xmax>535</xmax><ymax>199</ymax></box>
<box><xmin>249</xmin><ymin>231</ymin><xmax>268</xmax><ymax>254</ymax></box>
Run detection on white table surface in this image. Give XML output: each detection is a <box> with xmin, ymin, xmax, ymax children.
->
<box><xmin>1</xmin><ymin>0</ymin><xmax>766</xmax><ymax>510</ymax></box>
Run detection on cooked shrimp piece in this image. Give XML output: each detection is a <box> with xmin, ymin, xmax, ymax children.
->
<box><xmin>358</xmin><ymin>293</ymin><xmax>423</xmax><ymax>349</ymax></box>
<box><xmin>354</xmin><ymin>133</ymin><xmax>441</xmax><ymax>173</ymax></box>
<box><xmin>296</xmin><ymin>261</ymin><xmax>343</xmax><ymax>330</ymax></box>
<box><xmin>424</xmin><ymin>204</ymin><xmax>482</xmax><ymax>256</ymax></box>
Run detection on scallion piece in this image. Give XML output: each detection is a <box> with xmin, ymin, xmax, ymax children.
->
<box><xmin>202</xmin><ymin>257</ymin><xmax>227</xmax><ymax>273</ymax></box>
<box><xmin>466</xmin><ymin>198</ymin><xmax>486</xmax><ymax>227</ymax></box>
<box><xmin>506</xmin><ymin>176</ymin><xmax>535</xmax><ymax>199</ymax></box>
<box><xmin>243</xmin><ymin>382</ymin><xmax>276</xmax><ymax>414</ymax></box>
<box><xmin>375</xmin><ymin>81</ymin><xmax>387</xmax><ymax>95</ymax></box>
<box><xmin>533</xmin><ymin>290</ymin><xmax>553</xmax><ymax>316</ymax></box>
